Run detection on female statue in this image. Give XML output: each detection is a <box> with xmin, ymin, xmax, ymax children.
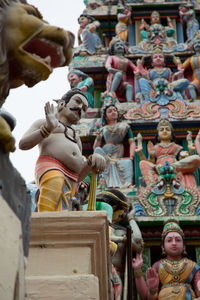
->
<box><xmin>132</xmin><ymin>219</ymin><xmax>200</xmax><ymax>299</ymax></box>
<box><xmin>179</xmin><ymin>4</ymin><xmax>199</xmax><ymax>43</ymax></box>
<box><xmin>135</xmin><ymin>117</ymin><xmax>200</xmax><ymax>188</ymax></box>
<box><xmin>115</xmin><ymin>6</ymin><xmax>132</xmax><ymax>42</ymax></box>
<box><xmin>93</xmin><ymin>104</ymin><xmax>135</xmax><ymax>188</ymax></box>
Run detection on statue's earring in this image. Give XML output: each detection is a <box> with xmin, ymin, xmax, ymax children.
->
<box><xmin>162</xmin><ymin>247</ymin><xmax>166</xmax><ymax>256</ymax></box>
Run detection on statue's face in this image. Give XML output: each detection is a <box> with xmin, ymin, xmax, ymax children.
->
<box><xmin>164</xmin><ymin>232</ymin><xmax>184</xmax><ymax>259</ymax></box>
<box><xmin>78</xmin><ymin>16</ymin><xmax>90</xmax><ymax>28</ymax></box>
<box><xmin>152</xmin><ymin>53</ymin><xmax>165</xmax><ymax>67</ymax></box>
<box><xmin>114</xmin><ymin>41</ymin><xmax>125</xmax><ymax>54</ymax></box>
<box><xmin>194</xmin><ymin>39</ymin><xmax>200</xmax><ymax>53</ymax></box>
<box><xmin>5</xmin><ymin>2</ymin><xmax>74</xmax><ymax>88</ymax></box>
<box><xmin>179</xmin><ymin>6</ymin><xmax>188</xmax><ymax>13</ymax></box>
<box><xmin>158</xmin><ymin>125</ymin><xmax>172</xmax><ymax>141</ymax></box>
<box><xmin>151</xmin><ymin>13</ymin><xmax>160</xmax><ymax>24</ymax></box>
<box><xmin>62</xmin><ymin>94</ymin><xmax>88</xmax><ymax>125</ymax></box>
<box><xmin>68</xmin><ymin>73</ymin><xmax>81</xmax><ymax>87</ymax></box>
<box><xmin>105</xmin><ymin>106</ymin><xmax>118</xmax><ymax>123</ymax></box>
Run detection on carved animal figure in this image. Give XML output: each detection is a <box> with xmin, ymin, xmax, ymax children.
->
<box><xmin>0</xmin><ymin>0</ymin><xmax>75</xmax><ymax>106</ymax></box>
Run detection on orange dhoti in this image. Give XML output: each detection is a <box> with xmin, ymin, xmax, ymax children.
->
<box><xmin>35</xmin><ymin>156</ymin><xmax>78</xmax><ymax>212</ymax></box>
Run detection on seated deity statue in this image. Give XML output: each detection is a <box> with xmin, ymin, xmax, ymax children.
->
<box><xmin>132</xmin><ymin>219</ymin><xmax>200</xmax><ymax>299</ymax></box>
<box><xmin>179</xmin><ymin>4</ymin><xmax>199</xmax><ymax>44</ymax></box>
<box><xmin>93</xmin><ymin>104</ymin><xmax>135</xmax><ymax>188</ymax></box>
<box><xmin>183</xmin><ymin>30</ymin><xmax>200</xmax><ymax>100</ymax></box>
<box><xmin>139</xmin><ymin>11</ymin><xmax>176</xmax><ymax>50</ymax></box>
<box><xmin>105</xmin><ymin>37</ymin><xmax>136</xmax><ymax>102</ymax></box>
<box><xmin>134</xmin><ymin>51</ymin><xmax>189</xmax><ymax>105</ymax></box>
<box><xmin>115</xmin><ymin>6</ymin><xmax>132</xmax><ymax>42</ymax></box>
<box><xmin>135</xmin><ymin>117</ymin><xmax>200</xmax><ymax>189</ymax></box>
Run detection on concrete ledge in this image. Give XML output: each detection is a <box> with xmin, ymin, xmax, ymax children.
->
<box><xmin>26</xmin><ymin>211</ymin><xmax>111</xmax><ymax>300</ymax></box>
<box><xmin>26</xmin><ymin>275</ymin><xmax>99</xmax><ymax>300</ymax></box>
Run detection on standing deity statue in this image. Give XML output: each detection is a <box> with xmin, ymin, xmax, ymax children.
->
<box><xmin>135</xmin><ymin>117</ymin><xmax>200</xmax><ymax>189</ymax></box>
<box><xmin>183</xmin><ymin>30</ymin><xmax>200</xmax><ymax>100</ymax></box>
<box><xmin>105</xmin><ymin>37</ymin><xmax>136</xmax><ymax>102</ymax></box>
<box><xmin>179</xmin><ymin>4</ymin><xmax>199</xmax><ymax>43</ymax></box>
<box><xmin>68</xmin><ymin>69</ymin><xmax>94</xmax><ymax>107</ymax></box>
<box><xmin>19</xmin><ymin>88</ymin><xmax>105</xmax><ymax>212</ymax></box>
<box><xmin>132</xmin><ymin>219</ymin><xmax>200</xmax><ymax>299</ymax></box>
<box><xmin>115</xmin><ymin>6</ymin><xmax>132</xmax><ymax>42</ymax></box>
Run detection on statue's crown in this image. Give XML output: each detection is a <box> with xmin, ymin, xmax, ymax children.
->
<box><xmin>162</xmin><ymin>218</ymin><xmax>184</xmax><ymax>240</ymax></box>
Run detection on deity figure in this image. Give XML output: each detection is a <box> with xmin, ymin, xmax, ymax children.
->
<box><xmin>115</xmin><ymin>6</ymin><xmax>132</xmax><ymax>42</ymax></box>
<box><xmin>93</xmin><ymin>104</ymin><xmax>135</xmax><ymax>188</ymax></box>
<box><xmin>183</xmin><ymin>30</ymin><xmax>200</xmax><ymax>100</ymax></box>
<box><xmin>19</xmin><ymin>88</ymin><xmax>105</xmax><ymax>212</ymax></box>
<box><xmin>96</xmin><ymin>189</ymin><xmax>143</xmax><ymax>299</ymax></box>
<box><xmin>135</xmin><ymin>117</ymin><xmax>200</xmax><ymax>189</ymax></box>
<box><xmin>140</xmin><ymin>11</ymin><xmax>176</xmax><ymax>49</ymax></box>
<box><xmin>105</xmin><ymin>37</ymin><xmax>136</xmax><ymax>102</ymax></box>
<box><xmin>68</xmin><ymin>69</ymin><xmax>94</xmax><ymax>107</ymax></box>
<box><xmin>135</xmin><ymin>51</ymin><xmax>189</xmax><ymax>105</ymax></box>
<box><xmin>179</xmin><ymin>4</ymin><xmax>199</xmax><ymax>43</ymax></box>
<box><xmin>132</xmin><ymin>219</ymin><xmax>200</xmax><ymax>299</ymax></box>
<box><xmin>75</xmin><ymin>14</ymin><xmax>101</xmax><ymax>55</ymax></box>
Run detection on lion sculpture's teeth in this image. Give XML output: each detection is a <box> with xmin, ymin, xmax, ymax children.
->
<box><xmin>40</xmin><ymin>38</ymin><xmax>65</xmax><ymax>65</ymax></box>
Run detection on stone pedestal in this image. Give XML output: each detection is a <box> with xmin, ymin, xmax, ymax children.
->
<box><xmin>0</xmin><ymin>195</ymin><xmax>25</xmax><ymax>300</ymax></box>
<box><xmin>26</xmin><ymin>211</ymin><xmax>111</xmax><ymax>300</ymax></box>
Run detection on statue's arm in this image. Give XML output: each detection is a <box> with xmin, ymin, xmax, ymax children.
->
<box><xmin>19</xmin><ymin>119</ymin><xmax>46</xmax><ymax>150</ymax></box>
<box><xmin>193</xmin><ymin>268</ymin><xmax>200</xmax><ymax>297</ymax></box>
<box><xmin>78</xmin><ymin>153</ymin><xmax>106</xmax><ymax>182</ymax></box>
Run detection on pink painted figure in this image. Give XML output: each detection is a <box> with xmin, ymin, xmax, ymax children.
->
<box><xmin>135</xmin><ymin>117</ymin><xmax>200</xmax><ymax>188</ymax></box>
<box><xmin>132</xmin><ymin>219</ymin><xmax>200</xmax><ymax>300</ymax></box>
<box><xmin>105</xmin><ymin>37</ymin><xmax>136</xmax><ymax>102</ymax></box>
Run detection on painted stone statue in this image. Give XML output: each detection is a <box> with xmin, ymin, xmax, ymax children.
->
<box><xmin>183</xmin><ymin>30</ymin><xmax>200</xmax><ymax>100</ymax></box>
<box><xmin>105</xmin><ymin>37</ymin><xmax>136</xmax><ymax>102</ymax></box>
<box><xmin>132</xmin><ymin>219</ymin><xmax>200</xmax><ymax>299</ymax></box>
<box><xmin>135</xmin><ymin>117</ymin><xmax>200</xmax><ymax>189</ymax></box>
<box><xmin>0</xmin><ymin>0</ymin><xmax>75</xmax><ymax>107</ymax></box>
<box><xmin>115</xmin><ymin>6</ymin><xmax>132</xmax><ymax>42</ymax></box>
<box><xmin>140</xmin><ymin>11</ymin><xmax>175</xmax><ymax>48</ymax></box>
<box><xmin>134</xmin><ymin>51</ymin><xmax>189</xmax><ymax>105</ymax></box>
<box><xmin>93</xmin><ymin>104</ymin><xmax>135</xmax><ymax>188</ymax></box>
<box><xmin>19</xmin><ymin>88</ymin><xmax>105</xmax><ymax>212</ymax></box>
<box><xmin>179</xmin><ymin>4</ymin><xmax>199</xmax><ymax>44</ymax></box>
<box><xmin>68</xmin><ymin>69</ymin><xmax>94</xmax><ymax>107</ymax></box>
<box><xmin>96</xmin><ymin>189</ymin><xmax>143</xmax><ymax>299</ymax></box>
<box><xmin>75</xmin><ymin>13</ymin><xmax>101</xmax><ymax>56</ymax></box>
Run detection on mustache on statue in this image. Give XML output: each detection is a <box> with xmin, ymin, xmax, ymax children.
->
<box><xmin>70</xmin><ymin>107</ymin><xmax>81</xmax><ymax>116</ymax></box>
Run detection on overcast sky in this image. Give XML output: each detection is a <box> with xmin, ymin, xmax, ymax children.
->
<box><xmin>4</xmin><ymin>0</ymin><xmax>85</xmax><ymax>183</ymax></box>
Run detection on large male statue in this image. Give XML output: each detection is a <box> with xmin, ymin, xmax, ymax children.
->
<box><xmin>19</xmin><ymin>88</ymin><xmax>105</xmax><ymax>212</ymax></box>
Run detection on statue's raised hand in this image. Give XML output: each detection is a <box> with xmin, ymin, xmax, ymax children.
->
<box><xmin>132</xmin><ymin>253</ymin><xmax>143</xmax><ymax>270</ymax></box>
<box><xmin>44</xmin><ymin>102</ymin><xmax>58</xmax><ymax>132</ymax></box>
<box><xmin>146</xmin><ymin>268</ymin><xmax>159</xmax><ymax>291</ymax></box>
<box><xmin>147</xmin><ymin>141</ymin><xmax>155</xmax><ymax>157</ymax></box>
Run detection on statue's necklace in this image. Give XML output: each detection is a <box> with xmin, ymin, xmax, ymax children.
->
<box><xmin>161</xmin><ymin>258</ymin><xmax>188</xmax><ymax>281</ymax></box>
<box><xmin>59</xmin><ymin>121</ymin><xmax>77</xmax><ymax>143</ymax></box>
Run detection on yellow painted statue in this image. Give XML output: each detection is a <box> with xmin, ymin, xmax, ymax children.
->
<box><xmin>0</xmin><ymin>0</ymin><xmax>74</xmax><ymax>106</ymax></box>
